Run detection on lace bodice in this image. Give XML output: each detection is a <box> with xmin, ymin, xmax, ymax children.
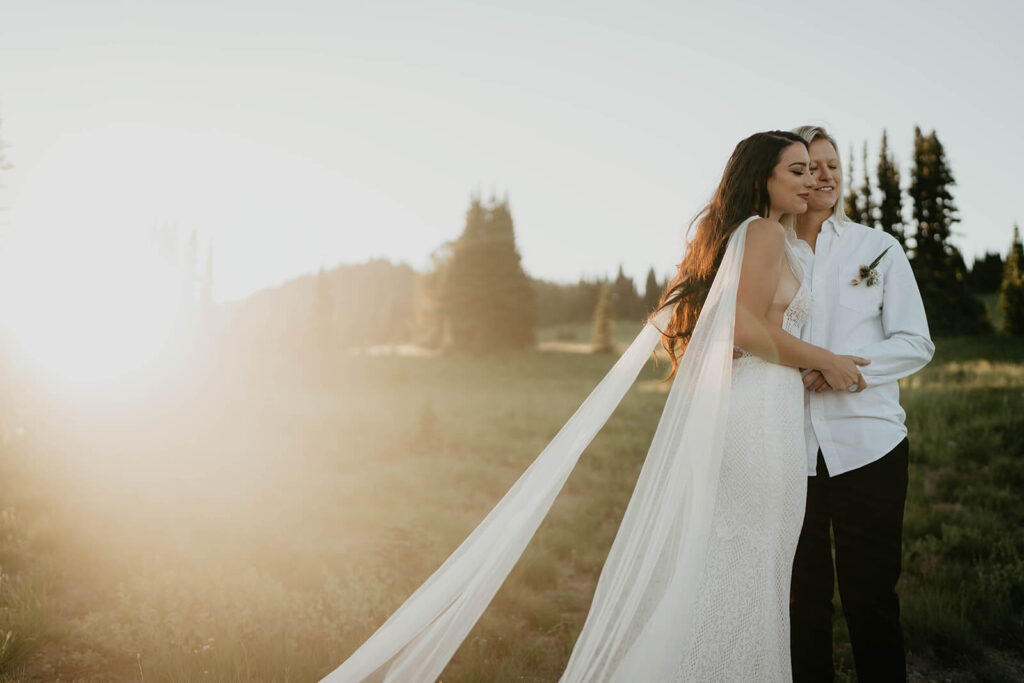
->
<box><xmin>782</xmin><ymin>279</ymin><xmax>811</xmax><ymax>334</ymax></box>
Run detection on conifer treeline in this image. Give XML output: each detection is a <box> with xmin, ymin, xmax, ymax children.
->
<box><xmin>414</xmin><ymin>195</ymin><xmax>664</xmax><ymax>350</ymax></box>
<box><xmin>6</xmin><ymin>107</ymin><xmax>1024</xmax><ymax>358</ymax></box>
<box><xmin>530</xmin><ymin>266</ymin><xmax>663</xmax><ymax>327</ymax></box>
<box><xmin>843</xmin><ymin>127</ymin><xmax>1017</xmax><ymax>335</ymax></box>
<box><xmin>422</xmin><ymin>125</ymin><xmax>1024</xmax><ymax>345</ymax></box>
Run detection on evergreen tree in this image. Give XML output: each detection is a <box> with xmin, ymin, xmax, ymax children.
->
<box><xmin>415</xmin><ymin>243</ymin><xmax>453</xmax><ymax>347</ymax></box>
<box><xmin>876</xmin><ymin>130</ymin><xmax>905</xmax><ymax>248</ymax></box>
<box><xmin>909</xmin><ymin>127</ymin><xmax>957</xmax><ymax>262</ymax></box>
<box><xmin>612</xmin><ymin>265</ymin><xmax>640</xmax><ymax>321</ymax></box>
<box><xmin>908</xmin><ymin>127</ymin><xmax>990</xmax><ymax>335</ymax></box>
<box><xmin>1012</xmin><ymin>224</ymin><xmax>1024</xmax><ymax>269</ymax></box>
<box><xmin>859</xmin><ymin>142</ymin><xmax>876</xmax><ymax>228</ymax></box>
<box><xmin>442</xmin><ymin>195</ymin><xmax>535</xmax><ymax>350</ymax></box>
<box><xmin>843</xmin><ymin>145</ymin><xmax>863</xmax><ymax>224</ymax></box>
<box><xmin>968</xmin><ymin>251</ymin><xmax>1004</xmax><ymax>293</ymax></box>
<box><xmin>530</xmin><ymin>275</ymin><xmax>608</xmax><ymax>327</ymax></box>
<box><xmin>592</xmin><ymin>281</ymin><xmax>614</xmax><ymax>353</ymax></box>
<box><xmin>643</xmin><ymin>267</ymin><xmax>662</xmax><ymax>314</ymax></box>
<box><xmin>1000</xmin><ymin>224</ymin><xmax>1024</xmax><ymax>336</ymax></box>
<box><xmin>575</xmin><ymin>277</ymin><xmax>603</xmax><ymax>323</ymax></box>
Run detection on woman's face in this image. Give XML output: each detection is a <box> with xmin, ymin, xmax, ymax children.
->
<box><xmin>806</xmin><ymin>138</ymin><xmax>840</xmax><ymax>211</ymax></box>
<box><xmin>765</xmin><ymin>142</ymin><xmax>813</xmax><ymax>216</ymax></box>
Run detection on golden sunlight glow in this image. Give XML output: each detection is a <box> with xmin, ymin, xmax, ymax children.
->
<box><xmin>0</xmin><ymin>125</ymin><xmax>217</xmax><ymax>387</ymax></box>
<box><xmin>3</xmin><ymin>236</ymin><xmax>183</xmax><ymax>387</ymax></box>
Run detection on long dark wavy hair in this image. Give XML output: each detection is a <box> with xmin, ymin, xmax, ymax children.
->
<box><xmin>655</xmin><ymin>130</ymin><xmax>808</xmax><ymax>378</ymax></box>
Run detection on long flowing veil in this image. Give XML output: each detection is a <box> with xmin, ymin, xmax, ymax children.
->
<box><xmin>322</xmin><ymin>217</ymin><xmax>755</xmax><ymax>683</ymax></box>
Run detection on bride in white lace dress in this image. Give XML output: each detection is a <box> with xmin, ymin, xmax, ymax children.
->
<box><xmin>322</xmin><ymin>132</ymin><xmax>870</xmax><ymax>682</ymax></box>
<box><xmin>678</xmin><ymin>223</ymin><xmax>813</xmax><ymax>680</ymax></box>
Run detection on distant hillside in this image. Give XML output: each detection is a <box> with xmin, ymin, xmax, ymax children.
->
<box><xmin>212</xmin><ymin>260</ymin><xmax>655</xmax><ymax>354</ymax></box>
<box><xmin>218</xmin><ymin>259</ymin><xmax>417</xmax><ymax>351</ymax></box>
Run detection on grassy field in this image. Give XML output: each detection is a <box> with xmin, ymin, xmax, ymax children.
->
<box><xmin>0</xmin><ymin>325</ymin><xmax>1021</xmax><ymax>681</ymax></box>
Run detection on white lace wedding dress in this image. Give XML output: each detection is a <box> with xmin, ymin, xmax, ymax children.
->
<box><xmin>323</xmin><ymin>217</ymin><xmax>811</xmax><ymax>683</ymax></box>
<box><xmin>677</xmin><ymin>247</ymin><xmax>810</xmax><ymax>680</ymax></box>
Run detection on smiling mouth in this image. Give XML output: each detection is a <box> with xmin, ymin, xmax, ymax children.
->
<box><xmin>815</xmin><ymin>186</ymin><xmax>834</xmax><ymax>192</ymax></box>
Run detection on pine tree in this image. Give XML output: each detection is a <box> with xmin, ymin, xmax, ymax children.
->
<box><xmin>909</xmin><ymin>127</ymin><xmax>957</xmax><ymax>262</ymax></box>
<box><xmin>592</xmin><ymin>281</ymin><xmax>614</xmax><ymax>353</ymax></box>
<box><xmin>859</xmin><ymin>142</ymin><xmax>876</xmax><ymax>228</ymax></box>
<box><xmin>575</xmin><ymin>278</ymin><xmax>603</xmax><ymax>323</ymax></box>
<box><xmin>1000</xmin><ymin>224</ymin><xmax>1024</xmax><ymax>335</ymax></box>
<box><xmin>844</xmin><ymin>145</ymin><xmax>863</xmax><ymax>224</ymax></box>
<box><xmin>968</xmin><ymin>251</ymin><xmax>1004</xmax><ymax>294</ymax></box>
<box><xmin>414</xmin><ymin>243</ymin><xmax>453</xmax><ymax>347</ymax></box>
<box><xmin>908</xmin><ymin>127</ymin><xmax>990</xmax><ymax>335</ymax></box>
<box><xmin>643</xmin><ymin>267</ymin><xmax>661</xmax><ymax>314</ymax></box>
<box><xmin>876</xmin><ymin>130</ymin><xmax>905</xmax><ymax>248</ymax></box>
<box><xmin>442</xmin><ymin>195</ymin><xmax>535</xmax><ymax>350</ymax></box>
<box><xmin>1012</xmin><ymin>224</ymin><xmax>1024</xmax><ymax>269</ymax></box>
<box><xmin>612</xmin><ymin>265</ymin><xmax>640</xmax><ymax>321</ymax></box>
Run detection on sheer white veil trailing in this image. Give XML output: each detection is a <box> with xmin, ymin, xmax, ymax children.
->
<box><xmin>322</xmin><ymin>217</ymin><xmax>756</xmax><ymax>683</ymax></box>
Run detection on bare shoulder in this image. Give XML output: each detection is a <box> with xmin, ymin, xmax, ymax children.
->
<box><xmin>744</xmin><ymin>218</ymin><xmax>786</xmax><ymax>252</ymax></box>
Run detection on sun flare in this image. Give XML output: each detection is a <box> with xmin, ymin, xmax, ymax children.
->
<box><xmin>0</xmin><ymin>125</ymin><xmax>220</xmax><ymax>388</ymax></box>
<box><xmin>2</xmin><ymin>229</ymin><xmax>187</xmax><ymax>388</ymax></box>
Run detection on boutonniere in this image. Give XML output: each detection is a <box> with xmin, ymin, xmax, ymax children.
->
<box><xmin>850</xmin><ymin>246</ymin><xmax>892</xmax><ymax>287</ymax></box>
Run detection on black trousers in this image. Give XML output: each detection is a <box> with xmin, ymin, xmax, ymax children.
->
<box><xmin>790</xmin><ymin>438</ymin><xmax>909</xmax><ymax>683</ymax></box>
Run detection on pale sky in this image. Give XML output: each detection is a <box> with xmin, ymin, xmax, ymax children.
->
<box><xmin>1</xmin><ymin>0</ymin><xmax>1020</xmax><ymax>304</ymax></box>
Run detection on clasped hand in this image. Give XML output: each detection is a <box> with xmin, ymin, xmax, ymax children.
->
<box><xmin>730</xmin><ymin>350</ymin><xmax>870</xmax><ymax>393</ymax></box>
<box><xmin>802</xmin><ymin>355</ymin><xmax>870</xmax><ymax>393</ymax></box>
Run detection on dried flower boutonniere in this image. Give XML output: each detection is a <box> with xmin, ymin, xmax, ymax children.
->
<box><xmin>850</xmin><ymin>245</ymin><xmax>892</xmax><ymax>287</ymax></box>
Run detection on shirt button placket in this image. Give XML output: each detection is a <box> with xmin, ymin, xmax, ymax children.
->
<box><xmin>810</xmin><ymin>234</ymin><xmax>828</xmax><ymax>459</ymax></box>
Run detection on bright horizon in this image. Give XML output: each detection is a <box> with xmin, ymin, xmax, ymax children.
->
<box><xmin>1</xmin><ymin>0</ymin><xmax>1021</xmax><ymax>308</ymax></box>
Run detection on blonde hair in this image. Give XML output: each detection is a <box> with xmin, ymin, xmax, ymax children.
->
<box><xmin>791</xmin><ymin>125</ymin><xmax>848</xmax><ymax>225</ymax></box>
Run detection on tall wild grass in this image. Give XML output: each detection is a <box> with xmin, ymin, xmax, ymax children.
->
<box><xmin>0</xmin><ymin>329</ymin><xmax>1020</xmax><ymax>681</ymax></box>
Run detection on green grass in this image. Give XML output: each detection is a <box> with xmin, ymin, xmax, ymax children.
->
<box><xmin>0</xmin><ymin>329</ymin><xmax>1021</xmax><ymax>680</ymax></box>
<box><xmin>535</xmin><ymin>319</ymin><xmax>649</xmax><ymax>347</ymax></box>
<box><xmin>894</xmin><ymin>334</ymin><xmax>1024</xmax><ymax>679</ymax></box>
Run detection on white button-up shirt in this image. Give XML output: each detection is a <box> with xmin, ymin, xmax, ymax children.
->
<box><xmin>792</xmin><ymin>217</ymin><xmax>934</xmax><ymax>477</ymax></box>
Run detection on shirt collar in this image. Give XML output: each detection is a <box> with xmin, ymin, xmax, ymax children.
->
<box><xmin>825</xmin><ymin>214</ymin><xmax>845</xmax><ymax>235</ymax></box>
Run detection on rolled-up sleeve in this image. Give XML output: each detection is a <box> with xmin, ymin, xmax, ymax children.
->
<box><xmin>852</xmin><ymin>244</ymin><xmax>935</xmax><ymax>386</ymax></box>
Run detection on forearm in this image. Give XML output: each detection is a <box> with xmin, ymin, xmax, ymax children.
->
<box><xmin>852</xmin><ymin>242</ymin><xmax>933</xmax><ymax>385</ymax></box>
<box><xmin>852</xmin><ymin>333</ymin><xmax>934</xmax><ymax>385</ymax></box>
<box><xmin>735</xmin><ymin>306</ymin><xmax>833</xmax><ymax>371</ymax></box>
